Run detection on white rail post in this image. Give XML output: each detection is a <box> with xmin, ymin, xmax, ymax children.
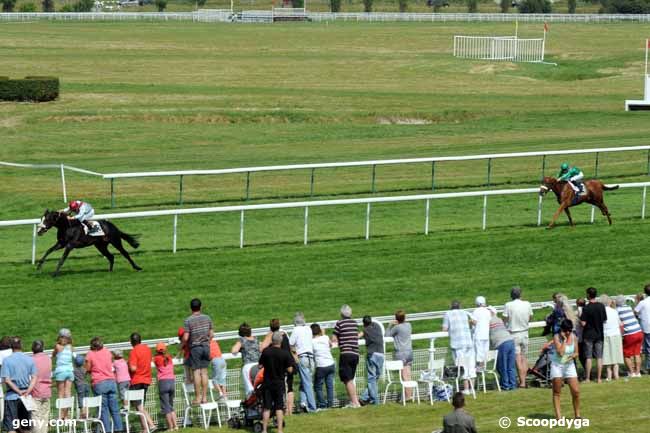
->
<box><xmin>32</xmin><ymin>224</ymin><xmax>37</xmax><ymax>265</ymax></box>
<box><xmin>60</xmin><ymin>164</ymin><xmax>67</xmax><ymax>203</ymax></box>
<box><xmin>643</xmin><ymin>186</ymin><xmax>647</xmax><ymax>220</ymax></box>
<box><xmin>537</xmin><ymin>195</ymin><xmax>543</xmax><ymax>226</ymax></box>
<box><xmin>304</xmin><ymin>206</ymin><xmax>309</xmax><ymax>245</ymax></box>
<box><xmin>365</xmin><ymin>203</ymin><xmax>371</xmax><ymax>240</ymax></box>
<box><xmin>482</xmin><ymin>195</ymin><xmax>488</xmax><ymax>230</ymax></box>
<box><xmin>424</xmin><ymin>199</ymin><xmax>430</xmax><ymax>235</ymax></box>
<box><xmin>172</xmin><ymin>215</ymin><xmax>178</xmax><ymax>253</ymax></box>
<box><xmin>240</xmin><ymin>210</ymin><xmax>245</xmax><ymax>248</ymax></box>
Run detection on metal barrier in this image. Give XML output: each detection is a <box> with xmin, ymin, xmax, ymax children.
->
<box><xmin>453</xmin><ymin>35</ymin><xmax>545</xmax><ymax>63</ymax></box>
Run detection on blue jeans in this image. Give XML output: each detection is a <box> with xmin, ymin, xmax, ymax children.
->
<box><xmin>360</xmin><ymin>353</ymin><xmax>384</xmax><ymax>404</ymax></box>
<box><xmin>313</xmin><ymin>364</ymin><xmax>335</xmax><ymax>408</ymax></box>
<box><xmin>297</xmin><ymin>355</ymin><xmax>317</xmax><ymax>412</ymax></box>
<box><xmin>93</xmin><ymin>379</ymin><xmax>123</xmax><ymax>433</ymax></box>
<box><xmin>496</xmin><ymin>340</ymin><xmax>517</xmax><ymax>391</ymax></box>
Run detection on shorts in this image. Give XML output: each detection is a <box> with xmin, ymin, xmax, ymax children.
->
<box><xmin>582</xmin><ymin>339</ymin><xmax>603</xmax><ymax>359</ymax></box>
<box><xmin>189</xmin><ymin>344</ymin><xmax>210</xmax><ymax>370</ymax></box>
<box><xmin>262</xmin><ymin>382</ymin><xmax>285</xmax><ymax>411</ymax></box>
<box><xmin>338</xmin><ymin>353</ymin><xmax>359</xmax><ymax>383</ymax></box>
<box><xmin>395</xmin><ymin>350</ymin><xmax>413</xmax><ymax>367</ymax></box>
<box><xmin>286</xmin><ymin>371</ymin><xmax>294</xmax><ymax>393</ymax></box>
<box><xmin>2</xmin><ymin>398</ymin><xmax>31</xmax><ymax>432</ymax></box>
<box><xmin>118</xmin><ymin>381</ymin><xmax>130</xmax><ymax>401</ymax></box>
<box><xmin>129</xmin><ymin>383</ymin><xmax>149</xmax><ymax>404</ymax></box>
<box><xmin>54</xmin><ymin>369</ymin><xmax>74</xmax><ymax>382</ymax></box>
<box><xmin>602</xmin><ymin>335</ymin><xmax>624</xmax><ymax>365</ymax></box>
<box><xmin>158</xmin><ymin>379</ymin><xmax>176</xmax><ymax>415</ymax></box>
<box><xmin>474</xmin><ymin>339</ymin><xmax>489</xmax><ymax>363</ymax></box>
<box><xmin>211</xmin><ymin>357</ymin><xmax>227</xmax><ymax>386</ymax></box>
<box><xmin>550</xmin><ymin>361</ymin><xmax>578</xmax><ymax>379</ymax></box>
<box><xmin>511</xmin><ymin>331</ymin><xmax>529</xmax><ymax>356</ymax></box>
<box><xmin>623</xmin><ymin>332</ymin><xmax>643</xmax><ymax>358</ymax></box>
<box><xmin>451</xmin><ymin>347</ymin><xmax>476</xmax><ymax>380</ymax></box>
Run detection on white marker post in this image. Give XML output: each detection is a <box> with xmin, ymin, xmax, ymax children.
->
<box><xmin>625</xmin><ymin>39</ymin><xmax>650</xmax><ymax>111</ymax></box>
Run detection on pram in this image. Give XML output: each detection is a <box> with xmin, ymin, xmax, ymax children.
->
<box><xmin>528</xmin><ymin>347</ymin><xmax>552</xmax><ymax>387</ymax></box>
<box><xmin>228</xmin><ymin>364</ymin><xmax>284</xmax><ymax>432</ymax></box>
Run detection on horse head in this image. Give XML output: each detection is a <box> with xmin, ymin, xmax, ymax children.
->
<box><xmin>539</xmin><ymin>176</ymin><xmax>559</xmax><ymax>197</ymax></box>
<box><xmin>37</xmin><ymin>209</ymin><xmax>64</xmax><ymax>236</ymax></box>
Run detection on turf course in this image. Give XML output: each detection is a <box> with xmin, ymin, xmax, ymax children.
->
<box><xmin>1</xmin><ymin>21</ymin><xmax>650</xmax><ymax>346</ymax></box>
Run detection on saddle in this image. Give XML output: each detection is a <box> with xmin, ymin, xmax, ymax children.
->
<box><xmin>83</xmin><ymin>221</ymin><xmax>105</xmax><ymax>237</ymax></box>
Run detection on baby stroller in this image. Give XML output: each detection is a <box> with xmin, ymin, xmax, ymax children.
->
<box><xmin>228</xmin><ymin>365</ymin><xmax>284</xmax><ymax>432</ymax></box>
<box><xmin>528</xmin><ymin>347</ymin><xmax>552</xmax><ymax>387</ymax></box>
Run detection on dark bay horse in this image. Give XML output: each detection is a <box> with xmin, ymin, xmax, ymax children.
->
<box><xmin>539</xmin><ymin>177</ymin><xmax>619</xmax><ymax>229</ymax></box>
<box><xmin>36</xmin><ymin>210</ymin><xmax>142</xmax><ymax>276</ymax></box>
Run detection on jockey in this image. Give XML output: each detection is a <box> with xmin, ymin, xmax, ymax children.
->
<box><xmin>558</xmin><ymin>163</ymin><xmax>585</xmax><ymax>195</ymax></box>
<box><xmin>62</xmin><ymin>200</ymin><xmax>95</xmax><ymax>231</ymax></box>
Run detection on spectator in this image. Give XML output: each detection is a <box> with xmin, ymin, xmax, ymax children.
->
<box><xmin>601</xmin><ymin>295</ymin><xmax>623</xmax><ymax>381</ymax></box>
<box><xmin>128</xmin><ymin>333</ymin><xmax>155</xmax><ymax>431</ymax></box>
<box><xmin>634</xmin><ymin>284</ymin><xmax>650</xmax><ymax>373</ymax></box>
<box><xmin>209</xmin><ymin>338</ymin><xmax>227</xmax><ymax>400</ymax></box>
<box><xmin>359</xmin><ymin>316</ymin><xmax>384</xmax><ymax>406</ymax></box>
<box><xmin>0</xmin><ymin>336</ymin><xmax>12</xmax><ymax>367</ymax></box>
<box><xmin>0</xmin><ymin>337</ymin><xmax>36</xmax><ymax>433</ymax></box>
<box><xmin>73</xmin><ymin>355</ymin><xmax>89</xmax><ymax>416</ymax></box>
<box><xmin>550</xmin><ymin>319</ymin><xmax>581</xmax><ymax>420</ymax></box>
<box><xmin>311</xmin><ymin>324</ymin><xmax>335</xmax><ymax>409</ymax></box>
<box><xmin>332</xmin><ymin>304</ymin><xmax>360</xmax><ymax>408</ymax></box>
<box><xmin>182</xmin><ymin>298</ymin><xmax>214</xmax><ymax>405</ymax></box>
<box><xmin>386</xmin><ymin>310</ymin><xmax>413</xmax><ymax>400</ymax></box>
<box><xmin>289</xmin><ymin>312</ymin><xmax>316</xmax><ymax>413</ymax></box>
<box><xmin>502</xmin><ymin>286</ymin><xmax>533</xmax><ymax>388</ymax></box>
<box><xmin>52</xmin><ymin>328</ymin><xmax>74</xmax><ymax>419</ymax></box>
<box><xmin>471</xmin><ymin>297</ymin><xmax>491</xmax><ymax>371</ymax></box>
<box><xmin>259</xmin><ymin>331</ymin><xmax>294</xmax><ymax>433</ymax></box>
<box><xmin>442</xmin><ymin>300</ymin><xmax>476</xmax><ymax>394</ymax></box>
<box><xmin>580</xmin><ymin>287</ymin><xmax>607</xmax><ymax>383</ymax></box>
<box><xmin>575</xmin><ymin>298</ymin><xmax>587</xmax><ymax>376</ymax></box>
<box><xmin>261</xmin><ymin>319</ymin><xmax>294</xmax><ymax>414</ymax></box>
<box><xmin>440</xmin><ymin>392</ymin><xmax>477</xmax><ymax>433</ymax></box>
<box><xmin>230</xmin><ymin>323</ymin><xmax>261</xmax><ymax>396</ymax></box>
<box><xmin>112</xmin><ymin>350</ymin><xmax>130</xmax><ymax>407</ymax></box>
<box><xmin>176</xmin><ymin>327</ymin><xmax>192</xmax><ymax>385</ymax></box>
<box><xmin>30</xmin><ymin>340</ymin><xmax>51</xmax><ymax>433</ymax></box>
<box><xmin>488</xmin><ymin>308</ymin><xmax>516</xmax><ymax>391</ymax></box>
<box><xmin>616</xmin><ymin>295</ymin><xmax>643</xmax><ymax>377</ymax></box>
<box><xmin>84</xmin><ymin>337</ymin><xmax>123</xmax><ymax>433</ymax></box>
<box><xmin>153</xmin><ymin>343</ymin><xmax>178</xmax><ymax>431</ymax></box>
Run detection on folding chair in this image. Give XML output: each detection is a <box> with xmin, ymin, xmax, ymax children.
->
<box><xmin>0</xmin><ymin>385</ymin><xmax>4</xmax><ymax>424</ymax></box>
<box><xmin>454</xmin><ymin>355</ymin><xmax>476</xmax><ymax>399</ymax></box>
<box><xmin>55</xmin><ymin>397</ymin><xmax>76</xmax><ymax>433</ymax></box>
<box><xmin>76</xmin><ymin>396</ymin><xmax>106</xmax><ymax>433</ymax></box>
<box><xmin>419</xmin><ymin>358</ymin><xmax>450</xmax><ymax>405</ymax></box>
<box><xmin>382</xmin><ymin>360</ymin><xmax>420</xmax><ymax>405</ymax></box>
<box><xmin>478</xmin><ymin>350</ymin><xmax>501</xmax><ymax>393</ymax></box>
<box><xmin>182</xmin><ymin>383</ymin><xmax>222</xmax><ymax>429</ymax></box>
<box><xmin>122</xmin><ymin>389</ymin><xmax>150</xmax><ymax>433</ymax></box>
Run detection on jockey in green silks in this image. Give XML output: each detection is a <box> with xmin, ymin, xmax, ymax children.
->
<box><xmin>558</xmin><ymin>163</ymin><xmax>585</xmax><ymax>195</ymax></box>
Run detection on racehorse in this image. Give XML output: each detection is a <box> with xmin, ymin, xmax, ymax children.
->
<box><xmin>36</xmin><ymin>210</ymin><xmax>142</xmax><ymax>276</ymax></box>
<box><xmin>539</xmin><ymin>177</ymin><xmax>619</xmax><ymax>229</ymax></box>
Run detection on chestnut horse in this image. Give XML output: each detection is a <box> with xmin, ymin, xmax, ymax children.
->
<box><xmin>539</xmin><ymin>177</ymin><xmax>619</xmax><ymax>228</ymax></box>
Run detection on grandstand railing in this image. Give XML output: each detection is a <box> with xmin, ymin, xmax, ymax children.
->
<box><xmin>2</xmin><ymin>182</ymin><xmax>650</xmax><ymax>265</ymax></box>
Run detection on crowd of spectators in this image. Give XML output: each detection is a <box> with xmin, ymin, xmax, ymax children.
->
<box><xmin>2</xmin><ymin>286</ymin><xmax>650</xmax><ymax>433</ymax></box>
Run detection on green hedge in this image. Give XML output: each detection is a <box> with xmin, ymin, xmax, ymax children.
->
<box><xmin>0</xmin><ymin>76</ymin><xmax>59</xmax><ymax>102</ymax></box>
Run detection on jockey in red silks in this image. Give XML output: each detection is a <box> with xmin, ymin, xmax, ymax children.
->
<box><xmin>62</xmin><ymin>200</ymin><xmax>95</xmax><ymax>232</ymax></box>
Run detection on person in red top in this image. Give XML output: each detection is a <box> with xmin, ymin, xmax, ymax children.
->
<box><xmin>128</xmin><ymin>333</ymin><xmax>156</xmax><ymax>432</ymax></box>
<box><xmin>177</xmin><ymin>328</ymin><xmax>192</xmax><ymax>385</ymax></box>
<box><xmin>154</xmin><ymin>343</ymin><xmax>178</xmax><ymax>431</ymax></box>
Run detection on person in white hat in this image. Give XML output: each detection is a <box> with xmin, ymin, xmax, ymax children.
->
<box><xmin>471</xmin><ymin>296</ymin><xmax>492</xmax><ymax>372</ymax></box>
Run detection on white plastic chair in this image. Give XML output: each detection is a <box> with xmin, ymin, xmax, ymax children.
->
<box><xmin>0</xmin><ymin>385</ymin><xmax>4</xmax><ymax>424</ymax></box>
<box><xmin>76</xmin><ymin>396</ymin><xmax>106</xmax><ymax>433</ymax></box>
<box><xmin>55</xmin><ymin>397</ymin><xmax>76</xmax><ymax>433</ymax></box>
<box><xmin>382</xmin><ymin>360</ymin><xmax>420</xmax><ymax>405</ymax></box>
<box><xmin>182</xmin><ymin>382</ymin><xmax>222</xmax><ymax>429</ymax></box>
<box><xmin>478</xmin><ymin>350</ymin><xmax>501</xmax><ymax>393</ymax></box>
<box><xmin>454</xmin><ymin>355</ymin><xmax>476</xmax><ymax>399</ymax></box>
<box><xmin>122</xmin><ymin>389</ymin><xmax>150</xmax><ymax>433</ymax></box>
<box><xmin>419</xmin><ymin>358</ymin><xmax>450</xmax><ymax>405</ymax></box>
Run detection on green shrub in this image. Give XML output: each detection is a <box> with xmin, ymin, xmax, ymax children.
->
<box><xmin>518</xmin><ymin>0</ymin><xmax>552</xmax><ymax>12</ymax></box>
<box><xmin>72</xmin><ymin>0</ymin><xmax>94</xmax><ymax>11</ymax></box>
<box><xmin>154</xmin><ymin>0</ymin><xmax>166</xmax><ymax>11</ymax></box>
<box><xmin>196</xmin><ymin>0</ymin><xmax>207</xmax><ymax>6</ymax></box>
<box><xmin>363</xmin><ymin>0</ymin><xmax>372</xmax><ymax>12</ymax></box>
<box><xmin>0</xmin><ymin>77</ymin><xmax>59</xmax><ymax>102</ymax></box>
<box><xmin>291</xmin><ymin>0</ymin><xmax>304</xmax><ymax>7</ymax></box>
<box><xmin>330</xmin><ymin>0</ymin><xmax>340</xmax><ymax>11</ymax></box>
<box><xmin>500</xmin><ymin>0</ymin><xmax>510</xmax><ymax>12</ymax></box>
<box><xmin>601</xmin><ymin>0</ymin><xmax>650</xmax><ymax>12</ymax></box>
<box><xmin>42</xmin><ymin>0</ymin><xmax>54</xmax><ymax>11</ymax></box>
<box><xmin>19</xmin><ymin>2</ymin><xmax>36</xmax><ymax>11</ymax></box>
<box><xmin>467</xmin><ymin>0</ymin><xmax>478</xmax><ymax>12</ymax></box>
<box><xmin>567</xmin><ymin>0</ymin><xmax>576</xmax><ymax>12</ymax></box>
<box><xmin>1</xmin><ymin>0</ymin><xmax>17</xmax><ymax>12</ymax></box>
<box><xmin>398</xmin><ymin>0</ymin><xmax>408</xmax><ymax>11</ymax></box>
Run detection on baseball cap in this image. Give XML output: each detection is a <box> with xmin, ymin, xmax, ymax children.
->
<box><xmin>156</xmin><ymin>342</ymin><xmax>167</xmax><ymax>353</ymax></box>
<box><xmin>59</xmin><ymin>328</ymin><xmax>72</xmax><ymax>338</ymax></box>
<box><xmin>475</xmin><ymin>296</ymin><xmax>486</xmax><ymax>306</ymax></box>
<box><xmin>177</xmin><ymin>327</ymin><xmax>185</xmax><ymax>338</ymax></box>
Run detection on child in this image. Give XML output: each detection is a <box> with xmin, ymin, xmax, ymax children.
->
<box><xmin>177</xmin><ymin>327</ymin><xmax>193</xmax><ymax>385</ymax></box>
<box><xmin>154</xmin><ymin>343</ymin><xmax>178</xmax><ymax>431</ymax></box>
<box><xmin>113</xmin><ymin>349</ymin><xmax>131</xmax><ymax>408</ymax></box>
<box><xmin>73</xmin><ymin>354</ymin><xmax>89</xmax><ymax>417</ymax></box>
<box><xmin>210</xmin><ymin>339</ymin><xmax>227</xmax><ymax>400</ymax></box>
<box><xmin>52</xmin><ymin>328</ymin><xmax>74</xmax><ymax>418</ymax></box>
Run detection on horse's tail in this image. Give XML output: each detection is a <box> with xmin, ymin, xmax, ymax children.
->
<box><xmin>120</xmin><ymin>231</ymin><xmax>140</xmax><ymax>249</ymax></box>
<box><xmin>603</xmin><ymin>184</ymin><xmax>620</xmax><ymax>191</ymax></box>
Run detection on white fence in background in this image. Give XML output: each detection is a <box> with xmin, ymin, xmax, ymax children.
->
<box><xmin>2</xmin><ymin>182</ymin><xmax>650</xmax><ymax>265</ymax></box>
<box><xmin>453</xmin><ymin>35</ymin><xmax>546</xmax><ymax>63</ymax></box>
<box><xmin>1</xmin><ymin>12</ymin><xmax>650</xmax><ymax>23</ymax></box>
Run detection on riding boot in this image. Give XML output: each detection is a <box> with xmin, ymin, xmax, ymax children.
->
<box><xmin>83</xmin><ymin>221</ymin><xmax>93</xmax><ymax>234</ymax></box>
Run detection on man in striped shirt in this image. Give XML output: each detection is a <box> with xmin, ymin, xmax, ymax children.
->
<box><xmin>616</xmin><ymin>295</ymin><xmax>643</xmax><ymax>377</ymax></box>
<box><xmin>332</xmin><ymin>304</ymin><xmax>360</xmax><ymax>408</ymax></box>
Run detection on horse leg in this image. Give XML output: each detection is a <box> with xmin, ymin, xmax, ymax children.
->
<box><xmin>112</xmin><ymin>238</ymin><xmax>142</xmax><ymax>271</ymax></box>
<box><xmin>564</xmin><ymin>207</ymin><xmax>575</xmax><ymax>227</ymax></box>
<box><xmin>36</xmin><ymin>242</ymin><xmax>63</xmax><ymax>271</ymax></box>
<box><xmin>52</xmin><ymin>246</ymin><xmax>73</xmax><ymax>277</ymax></box>
<box><xmin>95</xmin><ymin>243</ymin><xmax>114</xmax><ymax>272</ymax></box>
<box><xmin>598</xmin><ymin>203</ymin><xmax>613</xmax><ymax>225</ymax></box>
<box><xmin>548</xmin><ymin>204</ymin><xmax>567</xmax><ymax>229</ymax></box>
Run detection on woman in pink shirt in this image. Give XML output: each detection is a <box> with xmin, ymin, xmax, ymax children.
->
<box><xmin>154</xmin><ymin>343</ymin><xmax>178</xmax><ymax>431</ymax></box>
<box><xmin>84</xmin><ymin>337</ymin><xmax>124</xmax><ymax>433</ymax></box>
<box><xmin>31</xmin><ymin>340</ymin><xmax>52</xmax><ymax>433</ymax></box>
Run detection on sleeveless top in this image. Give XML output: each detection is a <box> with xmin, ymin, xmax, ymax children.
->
<box><xmin>240</xmin><ymin>337</ymin><xmax>260</xmax><ymax>365</ymax></box>
<box><xmin>55</xmin><ymin>345</ymin><xmax>74</xmax><ymax>373</ymax></box>
<box><xmin>552</xmin><ymin>335</ymin><xmax>575</xmax><ymax>365</ymax></box>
